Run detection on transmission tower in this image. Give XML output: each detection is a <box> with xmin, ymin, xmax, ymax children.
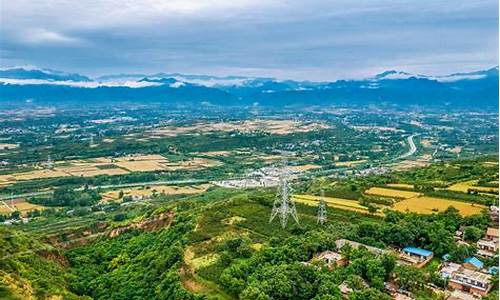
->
<box><xmin>317</xmin><ymin>189</ymin><xmax>327</xmax><ymax>224</ymax></box>
<box><xmin>47</xmin><ymin>155</ymin><xmax>53</xmax><ymax>169</ymax></box>
<box><xmin>269</xmin><ymin>160</ymin><xmax>299</xmax><ymax>228</ymax></box>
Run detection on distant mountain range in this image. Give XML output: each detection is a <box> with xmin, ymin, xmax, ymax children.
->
<box><xmin>0</xmin><ymin>66</ymin><xmax>498</xmax><ymax>108</ymax></box>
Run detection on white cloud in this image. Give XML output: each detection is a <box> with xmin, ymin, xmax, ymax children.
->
<box><xmin>20</xmin><ymin>28</ymin><xmax>83</xmax><ymax>45</ymax></box>
<box><xmin>0</xmin><ymin>78</ymin><xmax>161</xmax><ymax>88</ymax></box>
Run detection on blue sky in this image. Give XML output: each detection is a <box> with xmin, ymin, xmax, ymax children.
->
<box><xmin>0</xmin><ymin>0</ymin><xmax>498</xmax><ymax>80</ymax></box>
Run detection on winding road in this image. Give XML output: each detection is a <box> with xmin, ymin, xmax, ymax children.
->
<box><xmin>395</xmin><ymin>134</ymin><xmax>418</xmax><ymax>160</ymax></box>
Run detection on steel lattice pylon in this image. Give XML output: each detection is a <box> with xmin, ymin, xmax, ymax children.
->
<box><xmin>47</xmin><ymin>155</ymin><xmax>53</xmax><ymax>169</ymax></box>
<box><xmin>317</xmin><ymin>189</ymin><xmax>327</xmax><ymax>225</ymax></box>
<box><xmin>269</xmin><ymin>160</ymin><xmax>299</xmax><ymax>228</ymax></box>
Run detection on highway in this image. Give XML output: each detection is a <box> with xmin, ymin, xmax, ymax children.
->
<box><xmin>394</xmin><ymin>134</ymin><xmax>418</xmax><ymax>160</ymax></box>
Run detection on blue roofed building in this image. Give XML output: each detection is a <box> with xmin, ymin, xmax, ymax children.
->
<box><xmin>400</xmin><ymin>247</ymin><xmax>434</xmax><ymax>268</ymax></box>
<box><xmin>488</xmin><ymin>266</ymin><xmax>498</xmax><ymax>275</ymax></box>
<box><xmin>463</xmin><ymin>257</ymin><xmax>484</xmax><ymax>270</ymax></box>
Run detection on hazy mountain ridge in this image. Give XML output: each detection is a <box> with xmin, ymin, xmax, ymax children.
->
<box><xmin>0</xmin><ymin>66</ymin><xmax>497</xmax><ymax>107</ymax></box>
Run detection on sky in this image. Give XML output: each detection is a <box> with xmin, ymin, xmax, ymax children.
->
<box><xmin>0</xmin><ymin>0</ymin><xmax>498</xmax><ymax>80</ymax></box>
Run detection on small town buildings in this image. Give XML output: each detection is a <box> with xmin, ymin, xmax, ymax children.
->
<box><xmin>485</xmin><ymin>227</ymin><xmax>499</xmax><ymax>240</ymax></box>
<box><xmin>315</xmin><ymin>250</ymin><xmax>347</xmax><ymax>268</ymax></box>
<box><xmin>489</xmin><ymin>206</ymin><xmax>498</xmax><ymax>223</ymax></box>
<box><xmin>476</xmin><ymin>227</ymin><xmax>499</xmax><ymax>258</ymax></box>
<box><xmin>399</xmin><ymin>247</ymin><xmax>433</xmax><ymax>268</ymax></box>
<box><xmin>448</xmin><ymin>289</ymin><xmax>480</xmax><ymax>300</ymax></box>
<box><xmin>440</xmin><ymin>262</ymin><xmax>461</xmax><ymax>279</ymax></box>
<box><xmin>488</xmin><ymin>266</ymin><xmax>498</xmax><ymax>275</ymax></box>
<box><xmin>477</xmin><ymin>239</ymin><xmax>497</xmax><ymax>257</ymax></box>
<box><xmin>448</xmin><ymin>268</ymin><xmax>492</xmax><ymax>297</ymax></box>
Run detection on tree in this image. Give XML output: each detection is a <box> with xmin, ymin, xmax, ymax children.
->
<box><xmin>350</xmin><ymin>288</ymin><xmax>391</xmax><ymax>300</ymax></box>
<box><xmin>463</xmin><ymin>226</ymin><xmax>482</xmax><ymax>242</ymax></box>
<box><xmin>367</xmin><ymin>204</ymin><xmax>378</xmax><ymax>214</ymax></box>
<box><xmin>393</xmin><ymin>265</ymin><xmax>425</xmax><ymax>293</ymax></box>
<box><xmin>10</xmin><ymin>211</ymin><xmax>20</xmax><ymax>220</ymax></box>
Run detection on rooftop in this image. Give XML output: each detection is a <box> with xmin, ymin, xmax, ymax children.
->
<box><xmin>452</xmin><ymin>268</ymin><xmax>491</xmax><ymax>284</ymax></box>
<box><xmin>486</xmin><ymin>227</ymin><xmax>499</xmax><ymax>238</ymax></box>
<box><xmin>477</xmin><ymin>239</ymin><xmax>497</xmax><ymax>247</ymax></box>
<box><xmin>403</xmin><ymin>247</ymin><xmax>433</xmax><ymax>257</ymax></box>
<box><xmin>464</xmin><ymin>257</ymin><xmax>483</xmax><ymax>269</ymax></box>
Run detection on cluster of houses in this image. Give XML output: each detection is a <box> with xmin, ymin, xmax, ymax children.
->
<box><xmin>308</xmin><ymin>229</ymin><xmax>498</xmax><ymax>300</ymax></box>
<box><xmin>440</xmin><ymin>227</ymin><xmax>499</xmax><ymax>299</ymax></box>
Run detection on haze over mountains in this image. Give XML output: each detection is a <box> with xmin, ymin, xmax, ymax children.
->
<box><xmin>0</xmin><ymin>66</ymin><xmax>498</xmax><ymax>108</ymax></box>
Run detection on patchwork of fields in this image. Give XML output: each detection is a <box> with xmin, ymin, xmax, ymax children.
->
<box><xmin>0</xmin><ymin>199</ymin><xmax>45</xmax><ymax>216</ymax></box>
<box><xmin>100</xmin><ymin>184</ymin><xmax>212</xmax><ymax>203</ymax></box>
<box><xmin>0</xmin><ymin>154</ymin><xmax>221</xmax><ymax>187</ymax></box>
<box><xmin>149</xmin><ymin>119</ymin><xmax>330</xmax><ymax>137</ymax></box>
<box><xmin>295</xmin><ymin>178</ymin><xmax>496</xmax><ymax>217</ymax></box>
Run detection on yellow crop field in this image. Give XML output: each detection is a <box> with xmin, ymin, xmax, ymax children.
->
<box><xmin>293</xmin><ymin>194</ymin><xmax>370</xmax><ymax>214</ymax></box>
<box><xmin>57</xmin><ymin>165</ymin><xmax>128</xmax><ymax>177</ymax></box>
<box><xmin>386</xmin><ymin>183</ymin><xmax>414</xmax><ymax>189</ymax></box>
<box><xmin>393</xmin><ymin>196</ymin><xmax>485</xmax><ymax>216</ymax></box>
<box><xmin>0</xmin><ymin>200</ymin><xmax>45</xmax><ymax>216</ymax></box>
<box><xmin>447</xmin><ymin>180</ymin><xmax>498</xmax><ymax>194</ymax></box>
<box><xmin>101</xmin><ymin>184</ymin><xmax>211</xmax><ymax>202</ymax></box>
<box><xmin>0</xmin><ymin>202</ymin><xmax>14</xmax><ymax>214</ymax></box>
<box><xmin>14</xmin><ymin>202</ymin><xmax>45</xmax><ymax>215</ymax></box>
<box><xmin>364</xmin><ymin>187</ymin><xmax>421</xmax><ymax>199</ymax></box>
<box><xmin>115</xmin><ymin>160</ymin><xmax>166</xmax><ymax>172</ymax></box>
<box><xmin>13</xmin><ymin>169</ymin><xmax>70</xmax><ymax>180</ymax></box>
<box><xmin>196</xmin><ymin>151</ymin><xmax>232</xmax><ymax>157</ymax></box>
<box><xmin>290</xmin><ymin>164</ymin><xmax>322</xmax><ymax>171</ymax></box>
<box><xmin>150</xmin><ymin>119</ymin><xmax>330</xmax><ymax>137</ymax></box>
<box><xmin>0</xmin><ymin>143</ymin><xmax>18</xmax><ymax>150</ymax></box>
<box><xmin>334</xmin><ymin>160</ymin><xmax>368</xmax><ymax>167</ymax></box>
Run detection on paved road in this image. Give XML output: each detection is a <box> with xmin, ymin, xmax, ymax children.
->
<box><xmin>400</xmin><ymin>134</ymin><xmax>418</xmax><ymax>158</ymax></box>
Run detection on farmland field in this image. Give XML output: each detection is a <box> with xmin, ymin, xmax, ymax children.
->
<box><xmin>364</xmin><ymin>187</ymin><xmax>421</xmax><ymax>199</ymax></box>
<box><xmin>100</xmin><ymin>184</ymin><xmax>212</xmax><ymax>202</ymax></box>
<box><xmin>386</xmin><ymin>183</ymin><xmax>414</xmax><ymax>189</ymax></box>
<box><xmin>150</xmin><ymin>119</ymin><xmax>330</xmax><ymax>137</ymax></box>
<box><xmin>446</xmin><ymin>180</ymin><xmax>499</xmax><ymax>194</ymax></box>
<box><xmin>0</xmin><ymin>154</ymin><xmax>222</xmax><ymax>187</ymax></box>
<box><xmin>393</xmin><ymin>196</ymin><xmax>485</xmax><ymax>216</ymax></box>
<box><xmin>292</xmin><ymin>194</ymin><xmax>372</xmax><ymax>214</ymax></box>
<box><xmin>0</xmin><ymin>199</ymin><xmax>45</xmax><ymax>216</ymax></box>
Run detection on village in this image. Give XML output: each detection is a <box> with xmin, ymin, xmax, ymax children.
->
<box><xmin>308</xmin><ymin>224</ymin><xmax>498</xmax><ymax>300</ymax></box>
